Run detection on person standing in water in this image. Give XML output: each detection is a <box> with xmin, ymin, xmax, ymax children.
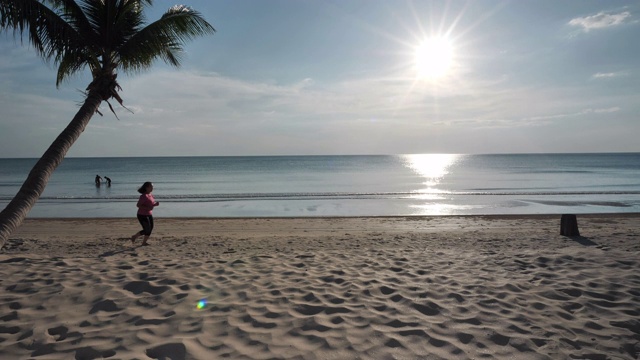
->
<box><xmin>95</xmin><ymin>174</ymin><xmax>102</xmax><ymax>186</ymax></box>
<box><xmin>131</xmin><ymin>182</ymin><xmax>160</xmax><ymax>246</ymax></box>
<box><xmin>104</xmin><ymin>176</ymin><xmax>112</xmax><ymax>186</ymax></box>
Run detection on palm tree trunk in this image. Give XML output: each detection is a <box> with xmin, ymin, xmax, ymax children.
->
<box><xmin>0</xmin><ymin>93</ymin><xmax>103</xmax><ymax>249</ymax></box>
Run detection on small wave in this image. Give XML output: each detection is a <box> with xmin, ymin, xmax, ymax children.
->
<box><xmin>512</xmin><ymin>170</ymin><xmax>595</xmax><ymax>174</ymax></box>
<box><xmin>524</xmin><ymin>200</ymin><xmax>633</xmax><ymax>208</ymax></box>
<box><xmin>453</xmin><ymin>190</ymin><xmax>640</xmax><ymax>196</ymax></box>
<box><xmin>2</xmin><ymin>190</ymin><xmax>640</xmax><ymax>203</ymax></box>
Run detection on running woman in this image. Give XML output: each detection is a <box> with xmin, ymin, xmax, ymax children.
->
<box><xmin>131</xmin><ymin>182</ymin><xmax>159</xmax><ymax>245</ymax></box>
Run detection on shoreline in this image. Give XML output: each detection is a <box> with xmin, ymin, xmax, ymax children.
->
<box><xmin>2</xmin><ymin>214</ymin><xmax>639</xmax><ymax>359</ymax></box>
<box><xmin>13</xmin><ymin>211</ymin><xmax>640</xmax><ymax>220</ymax></box>
<box><xmin>16</xmin><ymin>211</ymin><xmax>640</xmax><ymax>218</ymax></box>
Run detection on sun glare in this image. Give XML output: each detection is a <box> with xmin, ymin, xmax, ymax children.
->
<box><xmin>403</xmin><ymin>154</ymin><xmax>460</xmax><ymax>187</ymax></box>
<box><xmin>414</xmin><ymin>36</ymin><xmax>454</xmax><ymax>80</ymax></box>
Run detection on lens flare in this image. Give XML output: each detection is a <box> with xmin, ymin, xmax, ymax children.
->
<box><xmin>196</xmin><ymin>299</ymin><xmax>207</xmax><ymax>309</ymax></box>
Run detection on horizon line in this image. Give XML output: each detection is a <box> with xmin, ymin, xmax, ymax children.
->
<box><xmin>2</xmin><ymin>151</ymin><xmax>639</xmax><ymax>160</ymax></box>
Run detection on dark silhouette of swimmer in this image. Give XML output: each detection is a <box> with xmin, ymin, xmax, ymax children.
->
<box><xmin>104</xmin><ymin>176</ymin><xmax>112</xmax><ymax>186</ymax></box>
<box><xmin>95</xmin><ymin>174</ymin><xmax>102</xmax><ymax>186</ymax></box>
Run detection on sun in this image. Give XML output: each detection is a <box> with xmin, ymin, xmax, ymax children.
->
<box><xmin>414</xmin><ymin>36</ymin><xmax>454</xmax><ymax>80</ymax></box>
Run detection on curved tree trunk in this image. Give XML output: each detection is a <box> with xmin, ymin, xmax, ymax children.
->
<box><xmin>0</xmin><ymin>92</ymin><xmax>103</xmax><ymax>249</ymax></box>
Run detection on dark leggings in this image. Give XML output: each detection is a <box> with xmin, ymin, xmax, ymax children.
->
<box><xmin>137</xmin><ymin>214</ymin><xmax>154</xmax><ymax>236</ymax></box>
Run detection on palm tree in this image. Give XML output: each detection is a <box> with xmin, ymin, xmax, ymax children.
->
<box><xmin>0</xmin><ymin>0</ymin><xmax>215</xmax><ymax>248</ymax></box>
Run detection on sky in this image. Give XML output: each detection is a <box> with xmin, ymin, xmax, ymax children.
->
<box><xmin>1</xmin><ymin>0</ymin><xmax>639</xmax><ymax>158</ymax></box>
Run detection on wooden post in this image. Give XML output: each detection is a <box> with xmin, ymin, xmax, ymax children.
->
<box><xmin>560</xmin><ymin>214</ymin><xmax>580</xmax><ymax>236</ymax></box>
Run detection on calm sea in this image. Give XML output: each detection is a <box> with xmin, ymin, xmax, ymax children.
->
<box><xmin>0</xmin><ymin>154</ymin><xmax>639</xmax><ymax>218</ymax></box>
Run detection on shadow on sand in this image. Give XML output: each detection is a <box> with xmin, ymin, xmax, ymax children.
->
<box><xmin>99</xmin><ymin>248</ymin><xmax>135</xmax><ymax>258</ymax></box>
<box><xmin>566</xmin><ymin>236</ymin><xmax>598</xmax><ymax>247</ymax></box>
<box><xmin>98</xmin><ymin>239</ymin><xmax>146</xmax><ymax>258</ymax></box>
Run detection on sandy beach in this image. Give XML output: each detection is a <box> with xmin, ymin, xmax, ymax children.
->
<box><xmin>1</xmin><ymin>214</ymin><xmax>639</xmax><ymax>359</ymax></box>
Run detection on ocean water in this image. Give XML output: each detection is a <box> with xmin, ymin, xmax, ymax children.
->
<box><xmin>0</xmin><ymin>153</ymin><xmax>639</xmax><ymax>218</ymax></box>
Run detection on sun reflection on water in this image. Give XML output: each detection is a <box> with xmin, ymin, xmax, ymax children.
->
<box><xmin>402</xmin><ymin>153</ymin><xmax>460</xmax><ymax>189</ymax></box>
<box><xmin>402</xmin><ymin>154</ymin><xmax>461</xmax><ymax>215</ymax></box>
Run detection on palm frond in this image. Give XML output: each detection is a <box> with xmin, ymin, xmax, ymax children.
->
<box><xmin>0</xmin><ymin>0</ymin><xmax>94</xmax><ymax>85</ymax></box>
<box><xmin>55</xmin><ymin>46</ymin><xmax>100</xmax><ymax>86</ymax></box>
<box><xmin>1</xmin><ymin>0</ymin><xmax>63</xmax><ymax>52</ymax></box>
<box><xmin>117</xmin><ymin>4</ymin><xmax>215</xmax><ymax>73</ymax></box>
<box><xmin>55</xmin><ymin>0</ymin><xmax>98</xmax><ymax>47</ymax></box>
<box><xmin>2</xmin><ymin>0</ymin><xmax>215</xmax><ymax>92</ymax></box>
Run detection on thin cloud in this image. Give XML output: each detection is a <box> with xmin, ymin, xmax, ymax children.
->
<box><xmin>518</xmin><ymin>107</ymin><xmax>620</xmax><ymax>123</ymax></box>
<box><xmin>592</xmin><ymin>107</ymin><xmax>620</xmax><ymax>113</ymax></box>
<box><xmin>591</xmin><ymin>72</ymin><xmax>626</xmax><ymax>79</ymax></box>
<box><xmin>569</xmin><ymin>11</ymin><xmax>632</xmax><ymax>32</ymax></box>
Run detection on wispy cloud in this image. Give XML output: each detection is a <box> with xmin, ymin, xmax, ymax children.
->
<box><xmin>518</xmin><ymin>107</ymin><xmax>618</xmax><ymax>123</ymax></box>
<box><xmin>569</xmin><ymin>11</ymin><xmax>632</xmax><ymax>32</ymax></box>
<box><xmin>592</xmin><ymin>107</ymin><xmax>620</xmax><ymax>113</ymax></box>
<box><xmin>591</xmin><ymin>72</ymin><xmax>627</xmax><ymax>79</ymax></box>
<box><xmin>113</xmin><ymin>70</ymin><xmax>623</xmax><ymax>139</ymax></box>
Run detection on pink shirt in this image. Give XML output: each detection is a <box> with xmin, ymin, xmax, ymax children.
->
<box><xmin>137</xmin><ymin>194</ymin><xmax>156</xmax><ymax>216</ymax></box>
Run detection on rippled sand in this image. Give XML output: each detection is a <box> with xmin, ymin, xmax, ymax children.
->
<box><xmin>1</xmin><ymin>215</ymin><xmax>639</xmax><ymax>359</ymax></box>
